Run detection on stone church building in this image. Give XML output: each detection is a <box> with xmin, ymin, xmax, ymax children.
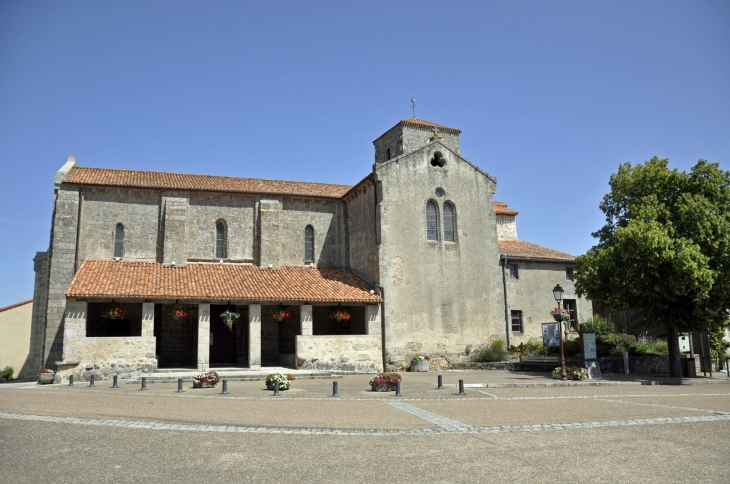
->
<box><xmin>29</xmin><ymin>118</ymin><xmax>592</xmax><ymax>381</ymax></box>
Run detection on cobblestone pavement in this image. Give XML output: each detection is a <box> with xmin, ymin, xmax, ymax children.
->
<box><xmin>1</xmin><ymin>370</ymin><xmax>728</xmax><ymax>483</ymax></box>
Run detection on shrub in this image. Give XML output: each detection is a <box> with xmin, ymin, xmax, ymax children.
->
<box><xmin>605</xmin><ymin>333</ymin><xmax>637</xmax><ymax>354</ymax></box>
<box><xmin>474</xmin><ymin>340</ymin><xmax>509</xmax><ymax>362</ymax></box>
<box><xmin>509</xmin><ymin>337</ymin><xmax>549</xmax><ymax>357</ymax></box>
<box><xmin>0</xmin><ymin>366</ymin><xmax>13</xmax><ymax>380</ymax></box>
<box><xmin>631</xmin><ymin>336</ymin><xmax>668</xmax><ymax>356</ymax></box>
<box><xmin>579</xmin><ymin>316</ymin><xmax>616</xmax><ymax>338</ymax></box>
<box><xmin>562</xmin><ymin>338</ymin><xmax>581</xmax><ymax>357</ymax></box>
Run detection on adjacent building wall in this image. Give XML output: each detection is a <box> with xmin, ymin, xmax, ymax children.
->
<box><xmin>345</xmin><ymin>179</ymin><xmax>378</xmax><ymax>282</ymax></box>
<box><xmin>0</xmin><ymin>301</ymin><xmax>33</xmax><ymax>379</ymax></box>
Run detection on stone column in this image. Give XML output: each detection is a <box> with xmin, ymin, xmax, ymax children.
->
<box><xmin>300</xmin><ymin>305</ymin><xmax>313</xmax><ymax>336</ymax></box>
<box><xmin>197</xmin><ymin>304</ymin><xmax>210</xmax><ymax>371</ymax></box>
<box><xmin>365</xmin><ymin>304</ymin><xmax>381</xmax><ymax>336</ymax></box>
<box><xmin>142</xmin><ymin>303</ymin><xmax>155</xmax><ymax>337</ymax></box>
<box><xmin>248</xmin><ymin>304</ymin><xmax>261</xmax><ymax>369</ymax></box>
<box><xmin>61</xmin><ymin>299</ymin><xmax>87</xmax><ymax>362</ymax></box>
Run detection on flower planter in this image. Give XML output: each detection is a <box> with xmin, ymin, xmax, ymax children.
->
<box><xmin>371</xmin><ymin>382</ymin><xmax>397</xmax><ymax>392</ymax></box>
<box><xmin>410</xmin><ymin>360</ymin><xmax>429</xmax><ymax>372</ymax></box>
<box><xmin>193</xmin><ymin>381</ymin><xmax>215</xmax><ymax>388</ymax></box>
<box><xmin>266</xmin><ymin>382</ymin><xmax>290</xmax><ymax>391</ymax></box>
<box><xmin>38</xmin><ymin>373</ymin><xmax>55</xmax><ymax>385</ymax></box>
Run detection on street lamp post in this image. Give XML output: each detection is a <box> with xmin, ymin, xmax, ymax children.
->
<box><xmin>553</xmin><ymin>284</ymin><xmax>568</xmax><ymax>381</ymax></box>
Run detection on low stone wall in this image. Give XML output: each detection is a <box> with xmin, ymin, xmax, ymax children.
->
<box><xmin>56</xmin><ymin>336</ymin><xmax>158</xmax><ymax>382</ymax></box>
<box><xmin>450</xmin><ymin>362</ymin><xmax>517</xmax><ymax>370</ymax></box>
<box><xmin>296</xmin><ymin>335</ymin><xmax>382</xmax><ymax>372</ymax></box>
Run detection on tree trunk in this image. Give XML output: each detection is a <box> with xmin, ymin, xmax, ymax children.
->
<box><xmin>668</xmin><ymin>326</ymin><xmax>682</xmax><ymax>378</ymax></box>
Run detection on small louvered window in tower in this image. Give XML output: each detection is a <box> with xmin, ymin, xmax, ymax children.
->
<box><xmin>215</xmin><ymin>222</ymin><xmax>226</xmax><ymax>259</ymax></box>
<box><xmin>443</xmin><ymin>202</ymin><xmax>455</xmax><ymax>242</ymax></box>
<box><xmin>305</xmin><ymin>225</ymin><xmax>314</xmax><ymax>261</ymax></box>
<box><xmin>114</xmin><ymin>223</ymin><xmax>124</xmax><ymax>259</ymax></box>
<box><xmin>426</xmin><ymin>201</ymin><xmax>439</xmax><ymax>241</ymax></box>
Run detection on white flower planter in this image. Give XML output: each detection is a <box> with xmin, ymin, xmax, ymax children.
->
<box><xmin>411</xmin><ymin>360</ymin><xmax>430</xmax><ymax>372</ymax></box>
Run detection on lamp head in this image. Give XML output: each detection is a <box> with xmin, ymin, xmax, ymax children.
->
<box><xmin>552</xmin><ymin>284</ymin><xmax>564</xmax><ymax>303</ymax></box>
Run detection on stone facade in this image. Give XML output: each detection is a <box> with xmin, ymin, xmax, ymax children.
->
<box><xmin>31</xmin><ymin>118</ymin><xmax>593</xmax><ymax>379</ymax></box>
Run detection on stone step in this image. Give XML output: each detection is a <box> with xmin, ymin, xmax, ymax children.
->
<box><xmin>126</xmin><ymin>369</ymin><xmax>346</xmax><ymax>384</ymax></box>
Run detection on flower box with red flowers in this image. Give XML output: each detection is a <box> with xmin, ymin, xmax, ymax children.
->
<box><xmin>329</xmin><ymin>310</ymin><xmax>351</xmax><ymax>322</ymax></box>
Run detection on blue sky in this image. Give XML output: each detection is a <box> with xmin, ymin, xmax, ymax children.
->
<box><xmin>0</xmin><ymin>1</ymin><xmax>728</xmax><ymax>307</ymax></box>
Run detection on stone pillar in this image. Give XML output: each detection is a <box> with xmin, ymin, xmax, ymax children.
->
<box><xmin>300</xmin><ymin>305</ymin><xmax>313</xmax><ymax>336</ymax></box>
<box><xmin>161</xmin><ymin>194</ymin><xmax>189</xmax><ymax>267</ymax></box>
<box><xmin>197</xmin><ymin>303</ymin><xmax>210</xmax><ymax>371</ymax></box>
<box><xmin>365</xmin><ymin>304</ymin><xmax>381</xmax><ymax>336</ymax></box>
<box><xmin>258</xmin><ymin>198</ymin><xmax>282</xmax><ymax>269</ymax></box>
<box><xmin>61</xmin><ymin>299</ymin><xmax>87</xmax><ymax>363</ymax></box>
<box><xmin>142</xmin><ymin>303</ymin><xmax>155</xmax><ymax>337</ymax></box>
<box><xmin>248</xmin><ymin>304</ymin><xmax>261</xmax><ymax>369</ymax></box>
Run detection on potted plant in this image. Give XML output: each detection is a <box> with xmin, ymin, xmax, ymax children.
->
<box><xmin>271</xmin><ymin>309</ymin><xmax>291</xmax><ymax>322</ymax></box>
<box><xmin>221</xmin><ymin>309</ymin><xmax>240</xmax><ymax>331</ymax></box>
<box><xmin>329</xmin><ymin>310</ymin><xmax>351</xmax><ymax>322</ymax></box>
<box><xmin>552</xmin><ymin>366</ymin><xmax>587</xmax><ymax>380</ymax></box>
<box><xmin>266</xmin><ymin>373</ymin><xmax>295</xmax><ymax>390</ymax></box>
<box><xmin>410</xmin><ymin>354</ymin><xmax>430</xmax><ymax>372</ymax></box>
<box><xmin>100</xmin><ymin>307</ymin><xmax>127</xmax><ymax>320</ymax></box>
<box><xmin>369</xmin><ymin>372</ymin><xmax>402</xmax><ymax>391</ymax></box>
<box><xmin>37</xmin><ymin>368</ymin><xmax>55</xmax><ymax>385</ymax></box>
<box><xmin>192</xmin><ymin>371</ymin><xmax>220</xmax><ymax>388</ymax></box>
<box><xmin>168</xmin><ymin>307</ymin><xmax>188</xmax><ymax>321</ymax></box>
<box><xmin>550</xmin><ymin>307</ymin><xmax>571</xmax><ymax>322</ymax></box>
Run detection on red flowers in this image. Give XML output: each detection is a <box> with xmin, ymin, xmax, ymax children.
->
<box><xmin>272</xmin><ymin>310</ymin><xmax>291</xmax><ymax>320</ymax></box>
<box><xmin>329</xmin><ymin>310</ymin><xmax>351</xmax><ymax>322</ymax></box>
<box><xmin>168</xmin><ymin>308</ymin><xmax>188</xmax><ymax>320</ymax></box>
<box><xmin>101</xmin><ymin>307</ymin><xmax>127</xmax><ymax>320</ymax></box>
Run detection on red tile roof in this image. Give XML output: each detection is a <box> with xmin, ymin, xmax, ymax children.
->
<box><xmin>498</xmin><ymin>240</ymin><xmax>575</xmax><ymax>261</ymax></box>
<box><xmin>400</xmin><ymin>118</ymin><xmax>462</xmax><ymax>134</ymax></box>
<box><xmin>63</xmin><ymin>167</ymin><xmax>352</xmax><ymax>199</ymax></box>
<box><xmin>493</xmin><ymin>201</ymin><xmax>519</xmax><ymax>216</ymax></box>
<box><xmin>0</xmin><ymin>299</ymin><xmax>32</xmax><ymax>313</ymax></box>
<box><xmin>67</xmin><ymin>260</ymin><xmax>382</xmax><ymax>303</ymax></box>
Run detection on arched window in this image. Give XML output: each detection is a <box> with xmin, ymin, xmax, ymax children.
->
<box><xmin>113</xmin><ymin>223</ymin><xmax>124</xmax><ymax>258</ymax></box>
<box><xmin>426</xmin><ymin>201</ymin><xmax>439</xmax><ymax>241</ymax></box>
<box><xmin>443</xmin><ymin>202</ymin><xmax>455</xmax><ymax>242</ymax></box>
<box><xmin>215</xmin><ymin>221</ymin><xmax>226</xmax><ymax>259</ymax></box>
<box><xmin>304</xmin><ymin>225</ymin><xmax>314</xmax><ymax>261</ymax></box>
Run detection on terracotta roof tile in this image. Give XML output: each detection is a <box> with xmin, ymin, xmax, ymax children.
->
<box><xmin>63</xmin><ymin>167</ymin><xmax>352</xmax><ymax>199</ymax></box>
<box><xmin>400</xmin><ymin>118</ymin><xmax>462</xmax><ymax>133</ymax></box>
<box><xmin>498</xmin><ymin>240</ymin><xmax>575</xmax><ymax>261</ymax></box>
<box><xmin>67</xmin><ymin>261</ymin><xmax>382</xmax><ymax>303</ymax></box>
<box><xmin>493</xmin><ymin>201</ymin><xmax>519</xmax><ymax>215</ymax></box>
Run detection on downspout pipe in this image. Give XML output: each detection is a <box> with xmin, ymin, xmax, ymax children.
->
<box><xmin>374</xmin><ymin>283</ymin><xmax>386</xmax><ymax>371</ymax></box>
<box><xmin>500</xmin><ymin>254</ymin><xmax>510</xmax><ymax>347</ymax></box>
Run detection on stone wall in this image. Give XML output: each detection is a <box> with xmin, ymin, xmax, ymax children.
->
<box><xmin>57</xmin><ymin>299</ymin><xmax>157</xmax><ymax>382</ymax></box>
<box><xmin>280</xmin><ymin>198</ymin><xmax>344</xmax><ymax>267</ymax></box>
<box><xmin>296</xmin><ymin>335</ymin><xmax>382</xmax><ymax>372</ymax></box>
<box><xmin>186</xmin><ymin>193</ymin><xmax>256</xmax><ymax>261</ymax></box>
<box><xmin>505</xmin><ymin>260</ymin><xmax>592</xmax><ymax>345</ymax></box>
<box><xmin>374</xmin><ymin>122</ymin><xmax>461</xmax><ymax>164</ymax></box>
<box><xmin>496</xmin><ymin>214</ymin><xmax>518</xmax><ymax>240</ymax></box>
<box><xmin>345</xmin><ymin>179</ymin><xmax>378</xmax><ymax>283</ymax></box>
<box><xmin>28</xmin><ymin>252</ymin><xmax>49</xmax><ymax>378</ymax></box>
<box><xmin>375</xmin><ymin>140</ymin><xmax>506</xmax><ymax>357</ymax></box>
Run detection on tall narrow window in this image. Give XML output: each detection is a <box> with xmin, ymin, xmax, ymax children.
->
<box><xmin>215</xmin><ymin>222</ymin><xmax>226</xmax><ymax>259</ymax></box>
<box><xmin>511</xmin><ymin>310</ymin><xmax>523</xmax><ymax>333</ymax></box>
<box><xmin>443</xmin><ymin>202</ymin><xmax>455</xmax><ymax>242</ymax></box>
<box><xmin>386</xmin><ymin>148</ymin><xmax>391</xmax><ymax>160</ymax></box>
<box><xmin>304</xmin><ymin>225</ymin><xmax>314</xmax><ymax>261</ymax></box>
<box><xmin>509</xmin><ymin>264</ymin><xmax>519</xmax><ymax>279</ymax></box>
<box><xmin>426</xmin><ymin>201</ymin><xmax>439</xmax><ymax>241</ymax></box>
<box><xmin>114</xmin><ymin>223</ymin><xmax>124</xmax><ymax>259</ymax></box>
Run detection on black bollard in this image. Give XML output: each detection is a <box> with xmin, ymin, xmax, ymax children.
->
<box><xmin>141</xmin><ymin>377</ymin><xmax>148</xmax><ymax>391</ymax></box>
<box><xmin>221</xmin><ymin>380</ymin><xmax>228</xmax><ymax>395</ymax></box>
<box><xmin>273</xmin><ymin>381</ymin><xmax>280</xmax><ymax>396</ymax></box>
<box><xmin>332</xmin><ymin>381</ymin><xmax>339</xmax><ymax>397</ymax></box>
<box><xmin>458</xmin><ymin>379</ymin><xmax>465</xmax><ymax>395</ymax></box>
<box><xmin>395</xmin><ymin>380</ymin><xmax>402</xmax><ymax>397</ymax></box>
<box><xmin>68</xmin><ymin>375</ymin><xmax>74</xmax><ymax>386</ymax></box>
<box><xmin>176</xmin><ymin>378</ymin><xmax>184</xmax><ymax>393</ymax></box>
<box><xmin>111</xmin><ymin>375</ymin><xmax>119</xmax><ymax>388</ymax></box>
<box><xmin>437</xmin><ymin>375</ymin><xmax>443</xmax><ymax>390</ymax></box>
<box><xmin>89</xmin><ymin>375</ymin><xmax>95</xmax><ymax>387</ymax></box>
<box><xmin>371</xmin><ymin>381</ymin><xmax>376</xmax><ymax>392</ymax></box>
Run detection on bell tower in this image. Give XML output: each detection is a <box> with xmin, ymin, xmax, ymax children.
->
<box><xmin>373</xmin><ymin>118</ymin><xmax>461</xmax><ymax>164</ymax></box>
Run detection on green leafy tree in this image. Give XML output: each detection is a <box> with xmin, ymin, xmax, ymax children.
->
<box><xmin>576</xmin><ymin>157</ymin><xmax>730</xmax><ymax>378</ymax></box>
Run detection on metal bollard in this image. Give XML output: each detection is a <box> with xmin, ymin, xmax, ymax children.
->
<box><xmin>273</xmin><ymin>381</ymin><xmax>280</xmax><ymax>396</ymax></box>
<box><xmin>726</xmin><ymin>357</ymin><xmax>729</xmax><ymax>378</ymax></box>
<box><xmin>395</xmin><ymin>380</ymin><xmax>402</xmax><ymax>397</ymax></box>
<box><xmin>89</xmin><ymin>375</ymin><xmax>95</xmax><ymax>387</ymax></box>
<box><xmin>111</xmin><ymin>375</ymin><xmax>119</xmax><ymax>388</ymax></box>
<box><xmin>221</xmin><ymin>380</ymin><xmax>228</xmax><ymax>395</ymax></box>
<box><xmin>141</xmin><ymin>377</ymin><xmax>148</xmax><ymax>391</ymax></box>
<box><xmin>437</xmin><ymin>375</ymin><xmax>443</xmax><ymax>390</ymax></box>
<box><xmin>332</xmin><ymin>381</ymin><xmax>339</xmax><ymax>397</ymax></box>
<box><xmin>176</xmin><ymin>378</ymin><xmax>184</xmax><ymax>393</ymax></box>
<box><xmin>458</xmin><ymin>379</ymin><xmax>465</xmax><ymax>395</ymax></box>
<box><xmin>68</xmin><ymin>375</ymin><xmax>74</xmax><ymax>386</ymax></box>
<box><xmin>371</xmin><ymin>381</ymin><xmax>376</xmax><ymax>392</ymax></box>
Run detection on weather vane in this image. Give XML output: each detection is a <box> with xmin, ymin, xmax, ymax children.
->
<box><xmin>410</xmin><ymin>94</ymin><xmax>417</xmax><ymax>118</ymax></box>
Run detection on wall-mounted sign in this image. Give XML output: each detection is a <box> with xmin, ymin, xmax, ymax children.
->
<box><xmin>542</xmin><ymin>322</ymin><xmax>560</xmax><ymax>347</ymax></box>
